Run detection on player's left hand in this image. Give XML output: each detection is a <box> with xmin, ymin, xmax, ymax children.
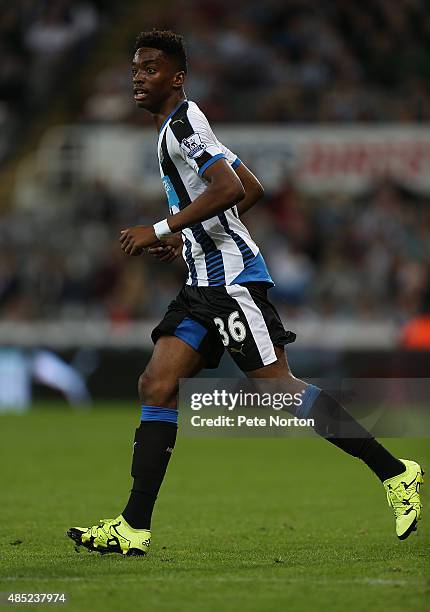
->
<box><xmin>147</xmin><ymin>233</ymin><xmax>183</xmax><ymax>263</ymax></box>
<box><xmin>119</xmin><ymin>225</ymin><xmax>159</xmax><ymax>255</ymax></box>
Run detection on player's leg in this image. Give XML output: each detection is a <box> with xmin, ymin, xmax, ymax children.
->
<box><xmin>121</xmin><ymin>335</ymin><xmax>206</xmax><ymax>531</ymax></box>
<box><xmin>247</xmin><ymin>345</ymin><xmax>406</xmax><ymax>479</ymax></box>
<box><xmin>219</xmin><ymin>283</ymin><xmax>423</xmax><ymax>540</ymax></box>
<box><xmin>247</xmin><ymin>345</ymin><xmax>423</xmax><ymax>539</ymax></box>
<box><xmin>67</xmin><ymin>335</ymin><xmax>206</xmax><ymax>555</ymax></box>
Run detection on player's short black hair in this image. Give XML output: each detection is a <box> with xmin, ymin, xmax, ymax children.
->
<box><xmin>134</xmin><ymin>29</ymin><xmax>187</xmax><ymax>73</ymax></box>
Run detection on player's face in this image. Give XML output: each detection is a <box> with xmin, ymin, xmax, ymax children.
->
<box><xmin>132</xmin><ymin>48</ymin><xmax>181</xmax><ymax>111</ymax></box>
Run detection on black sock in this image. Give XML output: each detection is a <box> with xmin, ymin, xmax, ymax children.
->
<box><xmin>308</xmin><ymin>391</ymin><xmax>405</xmax><ymax>482</ymax></box>
<box><xmin>122</xmin><ymin>421</ymin><xmax>177</xmax><ymax>530</ymax></box>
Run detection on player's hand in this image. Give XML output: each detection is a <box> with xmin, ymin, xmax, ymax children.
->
<box><xmin>147</xmin><ymin>234</ymin><xmax>183</xmax><ymax>263</ymax></box>
<box><xmin>119</xmin><ymin>225</ymin><xmax>158</xmax><ymax>255</ymax></box>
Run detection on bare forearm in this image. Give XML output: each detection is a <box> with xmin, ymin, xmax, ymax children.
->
<box><xmin>119</xmin><ymin>160</ymin><xmax>246</xmax><ymax>254</ymax></box>
<box><xmin>234</xmin><ymin>163</ymin><xmax>264</xmax><ymax>217</ymax></box>
<box><xmin>236</xmin><ymin>190</ymin><xmax>263</xmax><ymax>216</ymax></box>
<box><xmin>168</xmin><ymin>185</ymin><xmax>243</xmax><ymax>233</ymax></box>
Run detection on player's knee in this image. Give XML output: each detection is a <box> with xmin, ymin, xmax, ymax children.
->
<box><xmin>138</xmin><ymin>370</ymin><xmax>178</xmax><ymax>407</ymax></box>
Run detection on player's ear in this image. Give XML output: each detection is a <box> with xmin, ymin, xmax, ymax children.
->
<box><xmin>172</xmin><ymin>70</ymin><xmax>185</xmax><ymax>89</ymax></box>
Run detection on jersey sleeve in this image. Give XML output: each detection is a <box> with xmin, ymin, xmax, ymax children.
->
<box><xmin>169</xmin><ymin>104</ymin><xmax>240</xmax><ymax>177</ymax></box>
<box><xmin>218</xmin><ymin>141</ymin><xmax>242</xmax><ymax>170</ymax></box>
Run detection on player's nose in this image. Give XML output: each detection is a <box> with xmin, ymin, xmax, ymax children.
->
<box><xmin>132</xmin><ymin>69</ymin><xmax>145</xmax><ymax>83</ymax></box>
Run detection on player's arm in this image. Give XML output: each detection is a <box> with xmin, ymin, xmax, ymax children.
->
<box><xmin>120</xmin><ymin>159</ymin><xmax>258</xmax><ymax>256</ymax></box>
<box><xmin>147</xmin><ymin>161</ymin><xmax>262</xmax><ymax>243</ymax></box>
<box><xmin>166</xmin><ymin>159</ymin><xmax>244</xmax><ymax>232</ymax></box>
<box><xmin>120</xmin><ymin>159</ymin><xmax>244</xmax><ymax>254</ymax></box>
<box><xmin>233</xmin><ymin>162</ymin><xmax>264</xmax><ymax>217</ymax></box>
<box><xmin>128</xmin><ymin>162</ymin><xmax>260</xmax><ymax>259</ymax></box>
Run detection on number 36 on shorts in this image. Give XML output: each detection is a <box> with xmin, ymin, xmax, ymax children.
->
<box><xmin>214</xmin><ymin>311</ymin><xmax>247</xmax><ymax>347</ymax></box>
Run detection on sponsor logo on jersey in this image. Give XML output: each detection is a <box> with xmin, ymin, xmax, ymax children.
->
<box><xmin>180</xmin><ymin>133</ymin><xmax>206</xmax><ymax>159</ymax></box>
<box><xmin>162</xmin><ymin>176</ymin><xmax>180</xmax><ymax>207</ymax></box>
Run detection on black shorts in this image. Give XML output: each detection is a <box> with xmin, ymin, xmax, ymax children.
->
<box><xmin>151</xmin><ymin>282</ymin><xmax>296</xmax><ymax>372</ymax></box>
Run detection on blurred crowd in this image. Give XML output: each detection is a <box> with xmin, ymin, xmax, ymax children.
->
<box><xmin>2</xmin><ymin>0</ymin><xmax>430</xmax><ymax>156</ymax></box>
<box><xmin>1</xmin><ymin>179</ymin><xmax>429</xmax><ymax>323</ymax></box>
<box><xmin>85</xmin><ymin>0</ymin><xmax>430</xmax><ymax>124</ymax></box>
<box><xmin>1</xmin><ymin>0</ymin><xmax>429</xmax><ymax>325</ymax></box>
<box><xmin>0</xmin><ymin>0</ymin><xmax>109</xmax><ymax>162</ymax></box>
<box><xmin>262</xmin><ymin>182</ymin><xmax>430</xmax><ymax>320</ymax></box>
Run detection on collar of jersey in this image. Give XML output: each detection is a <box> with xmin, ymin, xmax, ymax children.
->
<box><xmin>159</xmin><ymin>99</ymin><xmax>188</xmax><ymax>134</ymax></box>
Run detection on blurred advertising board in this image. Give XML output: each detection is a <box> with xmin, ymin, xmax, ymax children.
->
<box><xmin>27</xmin><ymin>124</ymin><xmax>430</xmax><ymax>198</ymax></box>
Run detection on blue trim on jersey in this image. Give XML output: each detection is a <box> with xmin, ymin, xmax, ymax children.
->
<box><xmin>183</xmin><ymin>236</ymin><xmax>198</xmax><ymax>285</ymax></box>
<box><xmin>191</xmin><ymin>223</ymin><xmax>226</xmax><ymax>285</ymax></box>
<box><xmin>218</xmin><ymin>213</ymin><xmax>255</xmax><ymax>265</ymax></box>
<box><xmin>141</xmin><ymin>405</ymin><xmax>178</xmax><ymax>425</ymax></box>
<box><xmin>174</xmin><ymin>316</ymin><xmax>208</xmax><ymax>350</ymax></box>
<box><xmin>159</xmin><ymin>100</ymin><xmax>188</xmax><ymax>134</ymax></box>
<box><xmin>231</xmin><ymin>252</ymin><xmax>274</xmax><ymax>286</ymax></box>
<box><xmin>162</xmin><ymin>176</ymin><xmax>180</xmax><ymax>209</ymax></box>
<box><xmin>232</xmin><ymin>157</ymin><xmax>242</xmax><ymax>169</ymax></box>
<box><xmin>198</xmin><ymin>153</ymin><xmax>226</xmax><ymax>177</ymax></box>
<box><xmin>295</xmin><ymin>385</ymin><xmax>321</xmax><ymax>419</ymax></box>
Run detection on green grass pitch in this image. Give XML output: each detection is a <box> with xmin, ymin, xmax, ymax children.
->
<box><xmin>1</xmin><ymin>404</ymin><xmax>429</xmax><ymax>611</ymax></box>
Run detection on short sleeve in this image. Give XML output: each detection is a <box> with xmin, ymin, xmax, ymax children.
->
<box><xmin>169</xmin><ymin>104</ymin><xmax>231</xmax><ymax>177</ymax></box>
<box><xmin>218</xmin><ymin>141</ymin><xmax>242</xmax><ymax>170</ymax></box>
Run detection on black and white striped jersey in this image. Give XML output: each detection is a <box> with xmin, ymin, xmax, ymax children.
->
<box><xmin>157</xmin><ymin>99</ymin><xmax>273</xmax><ymax>287</ymax></box>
